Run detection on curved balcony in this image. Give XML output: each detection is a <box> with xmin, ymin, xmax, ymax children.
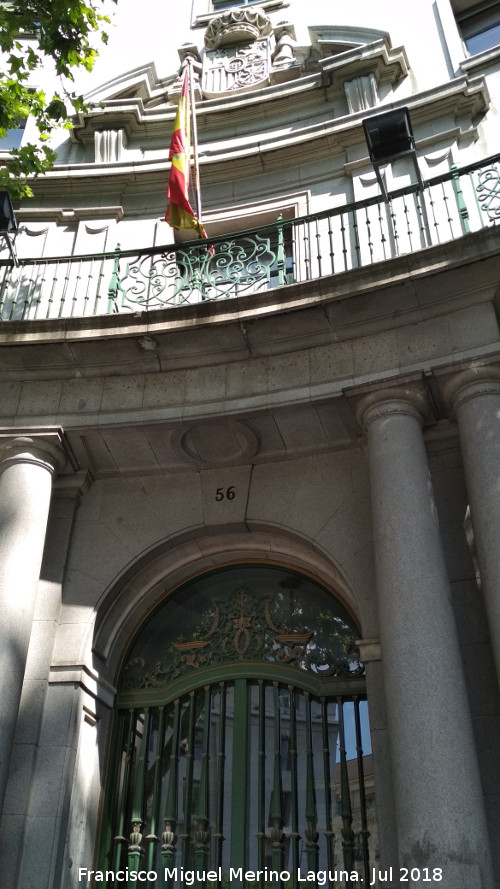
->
<box><xmin>0</xmin><ymin>154</ymin><xmax>499</xmax><ymax>323</ymax></box>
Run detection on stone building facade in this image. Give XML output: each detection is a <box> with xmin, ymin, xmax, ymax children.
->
<box><xmin>0</xmin><ymin>2</ymin><xmax>500</xmax><ymax>888</ymax></box>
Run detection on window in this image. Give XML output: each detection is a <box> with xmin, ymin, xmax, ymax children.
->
<box><xmin>194</xmin><ymin>0</ymin><xmax>286</xmax><ymax>29</ymax></box>
<box><xmin>455</xmin><ymin>0</ymin><xmax>500</xmax><ymax>54</ymax></box>
<box><xmin>212</xmin><ymin>0</ymin><xmax>261</xmax><ymax>7</ymax></box>
<box><xmin>0</xmin><ymin>118</ymin><xmax>26</xmax><ymax>151</ymax></box>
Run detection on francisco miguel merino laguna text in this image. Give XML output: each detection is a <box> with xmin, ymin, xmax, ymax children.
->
<box><xmin>79</xmin><ymin>867</ymin><xmax>367</xmax><ymax>884</ymax></box>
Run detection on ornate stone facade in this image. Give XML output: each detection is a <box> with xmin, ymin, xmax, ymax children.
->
<box><xmin>1</xmin><ymin>1</ymin><xmax>500</xmax><ymax>888</ymax></box>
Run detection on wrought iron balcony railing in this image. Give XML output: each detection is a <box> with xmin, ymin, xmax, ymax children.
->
<box><xmin>1</xmin><ymin>155</ymin><xmax>499</xmax><ymax>322</ymax></box>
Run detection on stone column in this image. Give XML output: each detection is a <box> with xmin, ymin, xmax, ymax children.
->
<box><xmin>358</xmin><ymin>387</ymin><xmax>493</xmax><ymax>889</ymax></box>
<box><xmin>443</xmin><ymin>368</ymin><xmax>500</xmax><ymax>687</ymax></box>
<box><xmin>0</xmin><ymin>433</ymin><xmax>65</xmax><ymax>819</ymax></box>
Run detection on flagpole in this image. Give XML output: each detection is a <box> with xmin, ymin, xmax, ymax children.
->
<box><xmin>187</xmin><ymin>57</ymin><xmax>203</xmax><ymax>231</ymax></box>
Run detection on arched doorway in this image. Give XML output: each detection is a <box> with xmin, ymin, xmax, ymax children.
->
<box><xmin>98</xmin><ymin>565</ymin><xmax>375</xmax><ymax>887</ymax></box>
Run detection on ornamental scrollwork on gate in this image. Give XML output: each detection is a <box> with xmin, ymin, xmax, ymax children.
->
<box><xmin>476</xmin><ymin>165</ymin><xmax>500</xmax><ymax>222</ymax></box>
<box><xmin>121</xmin><ymin>586</ymin><xmax>364</xmax><ymax>690</ymax></box>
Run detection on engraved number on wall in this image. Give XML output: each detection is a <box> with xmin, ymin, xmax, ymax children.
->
<box><xmin>215</xmin><ymin>486</ymin><xmax>236</xmax><ymax>501</ymax></box>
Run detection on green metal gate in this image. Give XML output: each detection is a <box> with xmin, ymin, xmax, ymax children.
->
<box><xmin>99</xmin><ymin>568</ymin><xmax>373</xmax><ymax>888</ymax></box>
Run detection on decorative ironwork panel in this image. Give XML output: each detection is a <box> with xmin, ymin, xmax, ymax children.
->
<box><xmin>122</xmin><ymin>584</ymin><xmax>363</xmax><ymax>691</ymax></box>
<box><xmin>109</xmin><ymin>234</ymin><xmax>278</xmax><ymax>311</ymax></box>
<box><xmin>476</xmin><ymin>164</ymin><xmax>500</xmax><ymax>221</ymax></box>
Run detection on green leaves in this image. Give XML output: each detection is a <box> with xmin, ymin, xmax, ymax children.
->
<box><xmin>0</xmin><ymin>143</ymin><xmax>57</xmax><ymax>198</ymax></box>
<box><xmin>0</xmin><ymin>0</ymin><xmax>116</xmax><ymax>197</ymax></box>
<box><xmin>23</xmin><ymin>0</ymin><xmax>114</xmax><ymax>79</ymax></box>
<box><xmin>46</xmin><ymin>97</ymin><xmax>68</xmax><ymax>121</ymax></box>
<box><xmin>8</xmin><ymin>54</ymin><xmax>25</xmax><ymax>76</ymax></box>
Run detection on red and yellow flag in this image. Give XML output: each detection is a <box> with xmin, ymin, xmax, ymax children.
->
<box><xmin>166</xmin><ymin>69</ymin><xmax>206</xmax><ymax>238</ymax></box>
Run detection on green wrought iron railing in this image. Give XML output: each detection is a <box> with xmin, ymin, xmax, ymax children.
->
<box><xmin>1</xmin><ymin>154</ymin><xmax>499</xmax><ymax>322</ymax></box>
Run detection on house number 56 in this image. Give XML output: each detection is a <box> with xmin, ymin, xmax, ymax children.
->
<box><xmin>215</xmin><ymin>486</ymin><xmax>235</xmax><ymax>501</ymax></box>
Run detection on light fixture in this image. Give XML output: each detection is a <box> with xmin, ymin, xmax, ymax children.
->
<box><xmin>0</xmin><ymin>190</ymin><xmax>18</xmax><ymax>266</ymax></box>
<box><xmin>362</xmin><ymin>107</ymin><xmax>423</xmax><ymax>200</ymax></box>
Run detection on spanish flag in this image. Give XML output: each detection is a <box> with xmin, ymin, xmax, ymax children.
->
<box><xmin>166</xmin><ymin>69</ymin><xmax>206</xmax><ymax>238</ymax></box>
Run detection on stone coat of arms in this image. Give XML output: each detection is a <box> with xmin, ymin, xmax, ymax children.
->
<box><xmin>203</xmin><ymin>38</ymin><xmax>271</xmax><ymax>97</ymax></box>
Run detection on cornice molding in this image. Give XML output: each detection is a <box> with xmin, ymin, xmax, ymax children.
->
<box><xmin>459</xmin><ymin>43</ymin><xmax>500</xmax><ymax>75</ymax></box>
<box><xmin>15</xmin><ymin>206</ymin><xmax>124</xmax><ymax>224</ymax></box>
<box><xmin>42</xmin><ymin>73</ymin><xmax>489</xmax><ymax>196</ymax></box>
<box><xmin>70</xmin><ymin>38</ymin><xmax>410</xmax><ymax>146</ymax></box>
<box><xmin>83</xmin><ymin>61</ymin><xmax>166</xmax><ymax>105</ymax></box>
<box><xmin>320</xmin><ymin>37</ymin><xmax>409</xmax><ymax>86</ymax></box>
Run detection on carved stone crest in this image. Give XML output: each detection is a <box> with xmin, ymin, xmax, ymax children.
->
<box><xmin>203</xmin><ymin>38</ymin><xmax>271</xmax><ymax>97</ymax></box>
<box><xmin>169</xmin><ymin>9</ymin><xmax>298</xmax><ymax>102</ymax></box>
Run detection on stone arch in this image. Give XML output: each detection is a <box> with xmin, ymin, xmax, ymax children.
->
<box><xmin>91</xmin><ymin>524</ymin><xmax>367</xmax><ymax>689</ymax></box>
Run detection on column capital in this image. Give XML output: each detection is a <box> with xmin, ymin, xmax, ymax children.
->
<box><xmin>439</xmin><ymin>365</ymin><xmax>500</xmax><ymax>416</ymax></box>
<box><xmin>0</xmin><ymin>428</ymin><xmax>67</xmax><ymax>477</ymax></box>
<box><xmin>354</xmin><ymin>385</ymin><xmax>430</xmax><ymax>432</ymax></box>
